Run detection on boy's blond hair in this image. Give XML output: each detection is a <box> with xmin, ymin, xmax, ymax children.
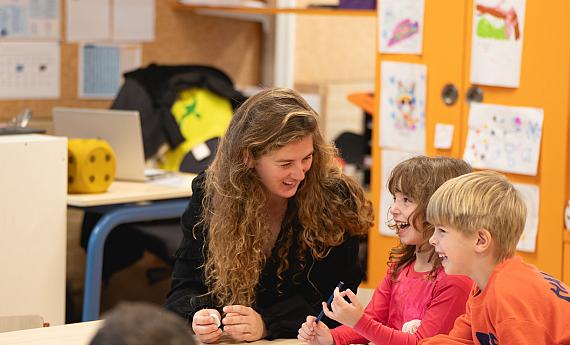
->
<box><xmin>427</xmin><ymin>171</ymin><xmax>526</xmax><ymax>262</ymax></box>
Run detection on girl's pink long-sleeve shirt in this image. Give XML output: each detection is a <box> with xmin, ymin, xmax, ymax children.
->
<box><xmin>331</xmin><ymin>263</ymin><xmax>472</xmax><ymax>345</ymax></box>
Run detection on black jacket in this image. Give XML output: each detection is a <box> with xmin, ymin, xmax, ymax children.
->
<box><xmin>112</xmin><ymin>64</ymin><xmax>246</xmax><ymax>159</ymax></box>
<box><xmin>164</xmin><ymin>173</ymin><xmax>364</xmax><ymax>339</ymax></box>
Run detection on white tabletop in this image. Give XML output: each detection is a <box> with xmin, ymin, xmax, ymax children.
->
<box><xmin>67</xmin><ymin>173</ymin><xmax>196</xmax><ymax>207</ymax></box>
<box><xmin>0</xmin><ymin>321</ymin><xmax>103</xmax><ymax>345</ymax></box>
<box><xmin>0</xmin><ymin>321</ymin><xmax>303</xmax><ymax>345</ymax></box>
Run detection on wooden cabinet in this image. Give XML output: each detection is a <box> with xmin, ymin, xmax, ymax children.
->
<box><xmin>367</xmin><ymin>0</ymin><xmax>570</xmax><ymax>286</ymax></box>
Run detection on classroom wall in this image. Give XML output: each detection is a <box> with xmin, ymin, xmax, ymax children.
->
<box><xmin>295</xmin><ymin>15</ymin><xmax>375</xmax><ymax>85</ymax></box>
<box><xmin>0</xmin><ymin>0</ymin><xmax>262</xmax><ymax>121</ymax></box>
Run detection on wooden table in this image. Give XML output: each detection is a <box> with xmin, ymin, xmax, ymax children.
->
<box><xmin>68</xmin><ymin>174</ymin><xmax>196</xmax><ymax>321</ymax></box>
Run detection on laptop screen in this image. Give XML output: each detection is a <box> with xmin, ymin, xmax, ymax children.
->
<box><xmin>52</xmin><ymin>107</ymin><xmax>148</xmax><ymax>182</ymax></box>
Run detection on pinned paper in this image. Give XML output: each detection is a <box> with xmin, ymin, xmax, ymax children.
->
<box><xmin>434</xmin><ymin>123</ymin><xmax>454</xmax><ymax>149</ymax></box>
<box><xmin>0</xmin><ymin>0</ymin><xmax>60</xmax><ymax>40</ymax></box>
<box><xmin>463</xmin><ymin>103</ymin><xmax>543</xmax><ymax>176</ymax></box>
<box><xmin>378</xmin><ymin>0</ymin><xmax>425</xmax><ymax>54</ymax></box>
<box><xmin>379</xmin><ymin>61</ymin><xmax>427</xmax><ymax>153</ymax></box>
<box><xmin>470</xmin><ymin>0</ymin><xmax>526</xmax><ymax>87</ymax></box>
<box><xmin>66</xmin><ymin>0</ymin><xmax>111</xmax><ymax>42</ymax></box>
<box><xmin>0</xmin><ymin>42</ymin><xmax>60</xmax><ymax>99</ymax></box>
<box><xmin>79</xmin><ymin>43</ymin><xmax>142</xmax><ymax>99</ymax></box>
<box><xmin>514</xmin><ymin>183</ymin><xmax>539</xmax><ymax>253</ymax></box>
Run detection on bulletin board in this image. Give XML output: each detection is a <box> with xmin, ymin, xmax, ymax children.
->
<box><xmin>0</xmin><ymin>0</ymin><xmax>262</xmax><ymax>121</ymax></box>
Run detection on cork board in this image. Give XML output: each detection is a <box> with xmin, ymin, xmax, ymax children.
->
<box><xmin>0</xmin><ymin>0</ymin><xmax>262</xmax><ymax>121</ymax></box>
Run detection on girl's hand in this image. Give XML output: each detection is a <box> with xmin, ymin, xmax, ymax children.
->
<box><xmin>322</xmin><ymin>288</ymin><xmax>364</xmax><ymax>327</ymax></box>
<box><xmin>222</xmin><ymin>305</ymin><xmax>266</xmax><ymax>342</ymax></box>
<box><xmin>297</xmin><ymin>315</ymin><xmax>334</xmax><ymax>345</ymax></box>
<box><xmin>192</xmin><ymin>309</ymin><xmax>223</xmax><ymax>344</ymax></box>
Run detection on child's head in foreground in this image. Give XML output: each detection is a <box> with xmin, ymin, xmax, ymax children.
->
<box><xmin>89</xmin><ymin>302</ymin><xmax>195</xmax><ymax>345</ymax></box>
<box><xmin>427</xmin><ymin>170</ymin><xmax>527</xmax><ymax>277</ymax></box>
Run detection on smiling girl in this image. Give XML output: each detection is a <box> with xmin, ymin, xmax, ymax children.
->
<box><xmin>299</xmin><ymin>156</ymin><xmax>473</xmax><ymax>345</ymax></box>
<box><xmin>164</xmin><ymin>88</ymin><xmax>374</xmax><ymax>343</ymax></box>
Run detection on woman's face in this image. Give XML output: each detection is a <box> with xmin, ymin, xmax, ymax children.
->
<box><xmin>254</xmin><ymin>135</ymin><xmax>314</xmax><ymax>202</ymax></box>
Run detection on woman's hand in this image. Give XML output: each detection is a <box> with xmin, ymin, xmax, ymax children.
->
<box><xmin>192</xmin><ymin>309</ymin><xmax>223</xmax><ymax>344</ymax></box>
<box><xmin>322</xmin><ymin>288</ymin><xmax>364</xmax><ymax>327</ymax></box>
<box><xmin>222</xmin><ymin>305</ymin><xmax>266</xmax><ymax>342</ymax></box>
<box><xmin>297</xmin><ymin>315</ymin><xmax>334</xmax><ymax>345</ymax></box>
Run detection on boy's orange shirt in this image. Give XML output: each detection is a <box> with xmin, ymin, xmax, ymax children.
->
<box><xmin>419</xmin><ymin>256</ymin><xmax>570</xmax><ymax>345</ymax></box>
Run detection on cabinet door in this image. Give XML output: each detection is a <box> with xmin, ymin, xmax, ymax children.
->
<box><xmin>368</xmin><ymin>0</ymin><xmax>570</xmax><ymax>286</ymax></box>
<box><xmin>459</xmin><ymin>0</ymin><xmax>570</xmax><ymax>278</ymax></box>
<box><xmin>367</xmin><ymin>0</ymin><xmax>469</xmax><ymax>287</ymax></box>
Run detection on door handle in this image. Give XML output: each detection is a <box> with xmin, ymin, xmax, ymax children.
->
<box><xmin>466</xmin><ymin>85</ymin><xmax>484</xmax><ymax>103</ymax></box>
<box><xmin>441</xmin><ymin>83</ymin><xmax>458</xmax><ymax>106</ymax></box>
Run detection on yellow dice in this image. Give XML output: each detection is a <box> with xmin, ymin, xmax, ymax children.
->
<box><xmin>68</xmin><ymin>138</ymin><xmax>116</xmax><ymax>194</ymax></box>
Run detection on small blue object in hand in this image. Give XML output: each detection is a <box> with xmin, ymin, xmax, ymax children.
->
<box><xmin>316</xmin><ymin>281</ymin><xmax>345</xmax><ymax>323</ymax></box>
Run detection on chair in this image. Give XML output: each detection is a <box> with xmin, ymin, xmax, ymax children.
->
<box><xmin>0</xmin><ymin>315</ymin><xmax>47</xmax><ymax>333</ymax></box>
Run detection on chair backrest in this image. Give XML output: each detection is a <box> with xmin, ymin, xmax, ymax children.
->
<box><xmin>0</xmin><ymin>315</ymin><xmax>46</xmax><ymax>333</ymax></box>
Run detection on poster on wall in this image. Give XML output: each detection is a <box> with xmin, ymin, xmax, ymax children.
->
<box><xmin>379</xmin><ymin>61</ymin><xmax>427</xmax><ymax>154</ymax></box>
<box><xmin>378</xmin><ymin>0</ymin><xmax>425</xmax><ymax>54</ymax></box>
<box><xmin>463</xmin><ymin>103</ymin><xmax>543</xmax><ymax>176</ymax></box>
<box><xmin>470</xmin><ymin>0</ymin><xmax>526</xmax><ymax>87</ymax></box>
<box><xmin>0</xmin><ymin>0</ymin><xmax>60</xmax><ymax>40</ymax></box>
<box><xmin>379</xmin><ymin>149</ymin><xmax>416</xmax><ymax>237</ymax></box>
<box><xmin>513</xmin><ymin>183</ymin><xmax>539</xmax><ymax>253</ymax></box>
<box><xmin>79</xmin><ymin>43</ymin><xmax>141</xmax><ymax>99</ymax></box>
<box><xmin>0</xmin><ymin>41</ymin><xmax>60</xmax><ymax>99</ymax></box>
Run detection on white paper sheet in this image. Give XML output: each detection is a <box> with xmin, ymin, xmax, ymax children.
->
<box><xmin>66</xmin><ymin>0</ymin><xmax>110</xmax><ymax>42</ymax></box>
<box><xmin>0</xmin><ymin>41</ymin><xmax>60</xmax><ymax>99</ymax></box>
<box><xmin>379</xmin><ymin>149</ymin><xmax>416</xmax><ymax>237</ymax></box>
<box><xmin>0</xmin><ymin>0</ymin><xmax>60</xmax><ymax>40</ymax></box>
<box><xmin>379</xmin><ymin>61</ymin><xmax>427</xmax><ymax>153</ymax></box>
<box><xmin>79</xmin><ymin>43</ymin><xmax>141</xmax><ymax>99</ymax></box>
<box><xmin>513</xmin><ymin>182</ymin><xmax>539</xmax><ymax>253</ymax></box>
<box><xmin>470</xmin><ymin>0</ymin><xmax>526</xmax><ymax>88</ymax></box>
<box><xmin>113</xmin><ymin>0</ymin><xmax>154</xmax><ymax>42</ymax></box>
<box><xmin>434</xmin><ymin>123</ymin><xmax>454</xmax><ymax>149</ymax></box>
<box><xmin>378</xmin><ymin>0</ymin><xmax>424</xmax><ymax>54</ymax></box>
<box><xmin>463</xmin><ymin>103</ymin><xmax>543</xmax><ymax>176</ymax></box>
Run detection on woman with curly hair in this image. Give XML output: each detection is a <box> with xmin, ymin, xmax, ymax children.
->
<box><xmin>164</xmin><ymin>88</ymin><xmax>374</xmax><ymax>343</ymax></box>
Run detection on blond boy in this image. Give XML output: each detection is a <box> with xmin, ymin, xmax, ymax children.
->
<box><xmin>420</xmin><ymin>171</ymin><xmax>569</xmax><ymax>345</ymax></box>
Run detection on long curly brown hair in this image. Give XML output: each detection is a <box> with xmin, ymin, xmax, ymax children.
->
<box><xmin>386</xmin><ymin>156</ymin><xmax>471</xmax><ymax>281</ymax></box>
<box><xmin>199</xmin><ymin>88</ymin><xmax>373</xmax><ymax>307</ymax></box>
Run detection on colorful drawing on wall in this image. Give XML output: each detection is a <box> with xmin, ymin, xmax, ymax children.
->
<box><xmin>463</xmin><ymin>103</ymin><xmax>543</xmax><ymax>176</ymax></box>
<box><xmin>380</xmin><ymin>61</ymin><xmax>427</xmax><ymax>153</ymax></box>
<box><xmin>470</xmin><ymin>0</ymin><xmax>526</xmax><ymax>87</ymax></box>
<box><xmin>379</xmin><ymin>149</ymin><xmax>416</xmax><ymax>237</ymax></box>
<box><xmin>513</xmin><ymin>183</ymin><xmax>539</xmax><ymax>253</ymax></box>
<box><xmin>379</xmin><ymin>0</ymin><xmax>425</xmax><ymax>54</ymax></box>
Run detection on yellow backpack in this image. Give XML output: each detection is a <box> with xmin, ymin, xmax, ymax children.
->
<box><xmin>158</xmin><ymin>88</ymin><xmax>233</xmax><ymax>172</ymax></box>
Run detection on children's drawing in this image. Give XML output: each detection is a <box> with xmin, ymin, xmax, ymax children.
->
<box><xmin>470</xmin><ymin>0</ymin><xmax>526</xmax><ymax>87</ymax></box>
<box><xmin>475</xmin><ymin>2</ymin><xmax>520</xmax><ymax>41</ymax></box>
<box><xmin>379</xmin><ymin>0</ymin><xmax>425</xmax><ymax>54</ymax></box>
<box><xmin>380</xmin><ymin>61</ymin><xmax>427</xmax><ymax>153</ymax></box>
<box><xmin>379</xmin><ymin>149</ymin><xmax>416</xmax><ymax>237</ymax></box>
<box><xmin>513</xmin><ymin>183</ymin><xmax>539</xmax><ymax>253</ymax></box>
<box><xmin>463</xmin><ymin>103</ymin><xmax>543</xmax><ymax>176</ymax></box>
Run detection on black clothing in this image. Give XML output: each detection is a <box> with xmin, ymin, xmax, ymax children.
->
<box><xmin>164</xmin><ymin>173</ymin><xmax>364</xmax><ymax>339</ymax></box>
<box><xmin>112</xmin><ymin>64</ymin><xmax>247</xmax><ymax>159</ymax></box>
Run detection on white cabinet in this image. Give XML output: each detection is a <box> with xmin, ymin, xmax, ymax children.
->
<box><xmin>0</xmin><ymin>134</ymin><xmax>67</xmax><ymax>325</ymax></box>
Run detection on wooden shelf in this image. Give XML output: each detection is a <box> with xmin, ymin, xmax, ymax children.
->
<box><xmin>172</xmin><ymin>3</ymin><xmax>376</xmax><ymax>17</ymax></box>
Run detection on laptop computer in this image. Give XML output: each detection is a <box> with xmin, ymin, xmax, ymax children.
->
<box><xmin>53</xmin><ymin>107</ymin><xmax>166</xmax><ymax>182</ymax></box>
